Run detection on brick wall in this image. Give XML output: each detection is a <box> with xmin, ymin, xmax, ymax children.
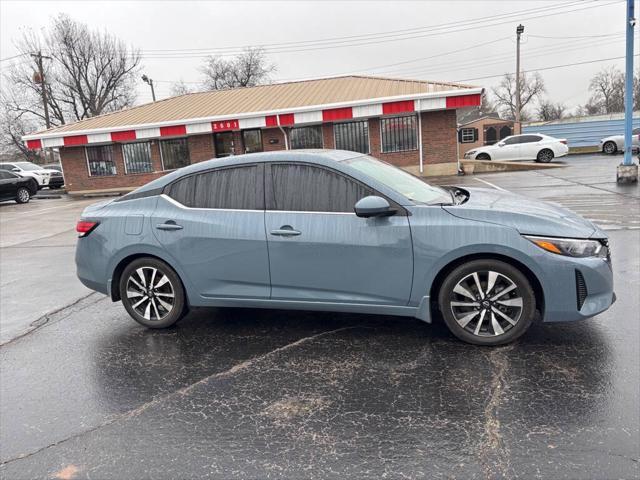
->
<box><xmin>421</xmin><ymin>109</ymin><xmax>458</xmax><ymax>165</ymax></box>
<box><xmin>61</xmin><ymin>141</ymin><xmax>166</xmax><ymax>193</ymax></box>
<box><xmin>262</xmin><ymin>128</ymin><xmax>287</xmax><ymax>151</ymax></box>
<box><xmin>188</xmin><ymin>134</ymin><xmax>215</xmax><ymax>163</ymax></box>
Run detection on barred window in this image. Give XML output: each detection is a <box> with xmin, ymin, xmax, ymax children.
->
<box><xmin>460</xmin><ymin>128</ymin><xmax>475</xmax><ymax>143</ymax></box>
<box><xmin>334</xmin><ymin>121</ymin><xmax>369</xmax><ymax>153</ymax></box>
<box><xmin>86</xmin><ymin>145</ymin><xmax>116</xmax><ymax>176</ymax></box>
<box><xmin>289</xmin><ymin>125</ymin><xmax>323</xmax><ymax>149</ymax></box>
<box><xmin>381</xmin><ymin>115</ymin><xmax>417</xmax><ymax>153</ymax></box>
<box><xmin>160</xmin><ymin>138</ymin><xmax>190</xmax><ymax>171</ymax></box>
<box><xmin>122</xmin><ymin>142</ymin><xmax>153</xmax><ymax>174</ymax></box>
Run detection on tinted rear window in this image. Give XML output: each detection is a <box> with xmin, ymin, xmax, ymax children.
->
<box><xmin>167</xmin><ymin>165</ymin><xmax>262</xmax><ymax>210</ymax></box>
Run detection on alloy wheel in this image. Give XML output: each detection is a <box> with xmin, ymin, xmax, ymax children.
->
<box><xmin>125</xmin><ymin>267</ymin><xmax>175</xmax><ymax>321</ymax></box>
<box><xmin>449</xmin><ymin>270</ymin><xmax>523</xmax><ymax>337</ymax></box>
<box><xmin>17</xmin><ymin>188</ymin><xmax>29</xmax><ymax>202</ymax></box>
<box><xmin>538</xmin><ymin>150</ymin><xmax>553</xmax><ymax>162</ymax></box>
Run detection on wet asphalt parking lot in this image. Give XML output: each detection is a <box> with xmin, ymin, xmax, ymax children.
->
<box><xmin>0</xmin><ymin>154</ymin><xmax>638</xmax><ymax>479</ymax></box>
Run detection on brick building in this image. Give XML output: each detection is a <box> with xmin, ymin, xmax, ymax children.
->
<box><xmin>457</xmin><ymin>115</ymin><xmax>515</xmax><ymax>155</ymax></box>
<box><xmin>23</xmin><ymin>76</ymin><xmax>482</xmax><ymax>194</ymax></box>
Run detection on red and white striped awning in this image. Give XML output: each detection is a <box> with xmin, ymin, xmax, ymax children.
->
<box><xmin>23</xmin><ymin>90</ymin><xmax>481</xmax><ymax>150</ymax></box>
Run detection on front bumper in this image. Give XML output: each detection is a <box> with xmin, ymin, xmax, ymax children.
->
<box><xmin>540</xmin><ymin>253</ymin><xmax>614</xmax><ymax>323</ymax></box>
<box><xmin>48</xmin><ymin>176</ymin><xmax>64</xmax><ymax>187</ymax></box>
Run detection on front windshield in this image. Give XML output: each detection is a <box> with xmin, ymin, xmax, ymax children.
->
<box><xmin>343</xmin><ymin>155</ymin><xmax>452</xmax><ymax>205</ymax></box>
<box><xmin>15</xmin><ymin>162</ymin><xmax>42</xmax><ymax>171</ymax></box>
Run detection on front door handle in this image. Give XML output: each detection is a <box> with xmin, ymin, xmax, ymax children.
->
<box><xmin>270</xmin><ymin>225</ymin><xmax>301</xmax><ymax>237</ymax></box>
<box><xmin>156</xmin><ymin>221</ymin><xmax>183</xmax><ymax>231</ymax></box>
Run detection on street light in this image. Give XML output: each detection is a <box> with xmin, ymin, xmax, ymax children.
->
<box><xmin>142</xmin><ymin>74</ymin><xmax>156</xmax><ymax>102</ymax></box>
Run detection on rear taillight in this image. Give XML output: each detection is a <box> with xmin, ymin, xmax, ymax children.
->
<box><xmin>76</xmin><ymin>220</ymin><xmax>99</xmax><ymax>237</ymax></box>
<box><xmin>560</xmin><ymin>140</ymin><xmax>567</xmax><ymax>145</ymax></box>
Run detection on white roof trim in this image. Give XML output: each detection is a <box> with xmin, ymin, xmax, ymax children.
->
<box><xmin>23</xmin><ymin>87</ymin><xmax>482</xmax><ymax>141</ymax></box>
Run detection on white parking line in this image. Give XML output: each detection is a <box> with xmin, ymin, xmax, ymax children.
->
<box><xmin>474</xmin><ymin>177</ymin><xmax>508</xmax><ymax>191</ymax></box>
<box><xmin>0</xmin><ymin>201</ymin><xmax>91</xmax><ymax>221</ymax></box>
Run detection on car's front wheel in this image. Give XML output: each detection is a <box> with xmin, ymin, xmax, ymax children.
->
<box><xmin>438</xmin><ymin>259</ymin><xmax>536</xmax><ymax>346</ymax></box>
<box><xmin>119</xmin><ymin>257</ymin><xmax>186</xmax><ymax>328</ymax></box>
<box><xmin>15</xmin><ymin>187</ymin><xmax>31</xmax><ymax>204</ymax></box>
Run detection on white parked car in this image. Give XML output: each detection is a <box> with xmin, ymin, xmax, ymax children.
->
<box><xmin>599</xmin><ymin>128</ymin><xmax>640</xmax><ymax>154</ymax></box>
<box><xmin>464</xmin><ymin>134</ymin><xmax>569</xmax><ymax>163</ymax></box>
<box><xmin>0</xmin><ymin>161</ymin><xmax>53</xmax><ymax>189</ymax></box>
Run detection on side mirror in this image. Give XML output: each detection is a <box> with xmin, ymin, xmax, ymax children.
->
<box><xmin>11</xmin><ymin>167</ymin><xmax>20</xmax><ymax>172</ymax></box>
<box><xmin>498</xmin><ymin>142</ymin><xmax>505</xmax><ymax>147</ymax></box>
<box><xmin>354</xmin><ymin>196</ymin><xmax>395</xmax><ymax>218</ymax></box>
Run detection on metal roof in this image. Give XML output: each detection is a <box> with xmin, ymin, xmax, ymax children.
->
<box><xmin>29</xmin><ymin>75</ymin><xmax>478</xmax><ymax>137</ymax></box>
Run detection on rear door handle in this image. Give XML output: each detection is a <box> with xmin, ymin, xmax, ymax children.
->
<box><xmin>156</xmin><ymin>221</ymin><xmax>183</xmax><ymax>231</ymax></box>
<box><xmin>270</xmin><ymin>225</ymin><xmax>301</xmax><ymax>237</ymax></box>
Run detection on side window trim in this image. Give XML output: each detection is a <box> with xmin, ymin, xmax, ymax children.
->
<box><xmin>264</xmin><ymin>161</ymin><xmax>406</xmax><ymax>216</ymax></box>
<box><xmin>163</xmin><ymin>163</ymin><xmax>265</xmax><ymax>211</ymax></box>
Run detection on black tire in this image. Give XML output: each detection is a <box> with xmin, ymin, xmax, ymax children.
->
<box><xmin>536</xmin><ymin>149</ymin><xmax>554</xmax><ymax>163</ymax></box>
<box><xmin>119</xmin><ymin>257</ymin><xmax>186</xmax><ymax>328</ymax></box>
<box><xmin>438</xmin><ymin>259</ymin><xmax>536</xmax><ymax>346</ymax></box>
<box><xmin>476</xmin><ymin>153</ymin><xmax>491</xmax><ymax>161</ymax></box>
<box><xmin>603</xmin><ymin>141</ymin><xmax>617</xmax><ymax>155</ymax></box>
<box><xmin>15</xmin><ymin>187</ymin><xmax>30</xmax><ymax>204</ymax></box>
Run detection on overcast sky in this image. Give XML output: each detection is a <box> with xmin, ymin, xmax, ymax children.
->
<box><xmin>0</xmin><ymin>0</ymin><xmax>635</xmax><ymax>112</ymax></box>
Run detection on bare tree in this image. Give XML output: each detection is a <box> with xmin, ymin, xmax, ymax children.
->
<box><xmin>491</xmin><ymin>72</ymin><xmax>546</xmax><ymax>121</ymax></box>
<box><xmin>588</xmin><ymin>67</ymin><xmax>625</xmax><ymax>114</ymax></box>
<box><xmin>201</xmin><ymin>47</ymin><xmax>275</xmax><ymax>90</ymax></box>
<box><xmin>1</xmin><ymin>14</ymin><xmax>141</xmax><ymax>157</ymax></box>
<box><xmin>537</xmin><ymin>100</ymin><xmax>566</xmax><ymax>121</ymax></box>
<box><xmin>170</xmin><ymin>80</ymin><xmax>197</xmax><ymax>97</ymax></box>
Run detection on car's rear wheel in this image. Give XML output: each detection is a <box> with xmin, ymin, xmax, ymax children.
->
<box><xmin>603</xmin><ymin>141</ymin><xmax>617</xmax><ymax>155</ymax></box>
<box><xmin>438</xmin><ymin>259</ymin><xmax>536</xmax><ymax>346</ymax></box>
<box><xmin>536</xmin><ymin>149</ymin><xmax>554</xmax><ymax>163</ymax></box>
<box><xmin>476</xmin><ymin>153</ymin><xmax>491</xmax><ymax>161</ymax></box>
<box><xmin>15</xmin><ymin>187</ymin><xmax>30</xmax><ymax>204</ymax></box>
<box><xmin>119</xmin><ymin>257</ymin><xmax>186</xmax><ymax>328</ymax></box>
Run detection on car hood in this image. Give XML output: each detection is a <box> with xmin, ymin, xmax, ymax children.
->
<box><xmin>443</xmin><ymin>187</ymin><xmax>601</xmax><ymax>238</ymax></box>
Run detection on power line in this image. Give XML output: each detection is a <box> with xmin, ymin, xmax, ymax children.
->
<box><xmin>371</xmin><ymin>34</ymin><xmax>625</xmax><ymax>78</ymax></box>
<box><xmin>452</xmin><ymin>54</ymin><xmax>637</xmax><ymax>83</ymax></box>
<box><xmin>274</xmin><ymin>33</ymin><xmax>625</xmax><ymax>82</ymax></box>
<box><xmin>150</xmin><ymin>32</ymin><xmax>626</xmax><ymax>88</ymax></box>
<box><xmin>132</xmin><ymin>0</ymin><xmax>620</xmax><ymax>59</ymax></box>
<box><xmin>0</xmin><ymin>53</ymin><xmax>28</xmax><ymax>63</ymax></box>
<box><xmin>134</xmin><ymin>0</ymin><xmax>586</xmax><ymax>55</ymax></box>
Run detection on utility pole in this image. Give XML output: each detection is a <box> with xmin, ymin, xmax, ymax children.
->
<box><xmin>515</xmin><ymin>24</ymin><xmax>525</xmax><ymax>133</ymax></box>
<box><xmin>31</xmin><ymin>51</ymin><xmax>52</xmax><ymax>164</ymax></box>
<box><xmin>617</xmin><ymin>0</ymin><xmax>637</xmax><ymax>183</ymax></box>
<box><xmin>142</xmin><ymin>74</ymin><xmax>156</xmax><ymax>102</ymax></box>
<box><xmin>31</xmin><ymin>51</ymin><xmax>51</xmax><ymax>129</ymax></box>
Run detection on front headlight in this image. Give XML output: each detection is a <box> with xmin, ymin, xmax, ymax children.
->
<box><xmin>524</xmin><ymin>235</ymin><xmax>608</xmax><ymax>258</ymax></box>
